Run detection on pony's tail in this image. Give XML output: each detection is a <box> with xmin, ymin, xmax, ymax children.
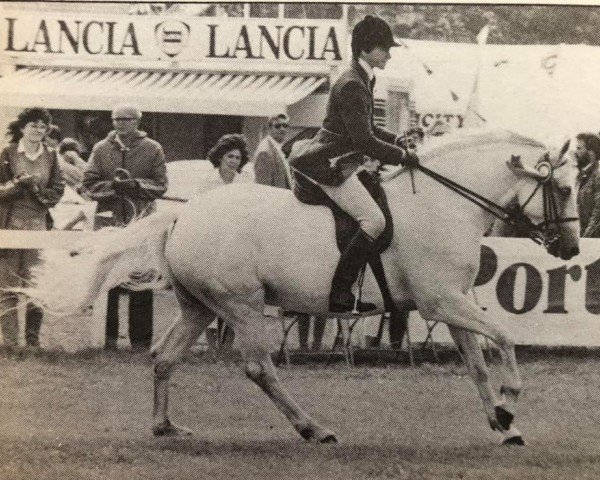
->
<box><xmin>7</xmin><ymin>211</ymin><xmax>179</xmax><ymax>316</ymax></box>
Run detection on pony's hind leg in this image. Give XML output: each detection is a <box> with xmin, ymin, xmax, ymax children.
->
<box><xmin>233</xmin><ymin>301</ymin><xmax>338</xmax><ymax>443</ymax></box>
<box><xmin>151</xmin><ymin>281</ymin><xmax>216</xmax><ymax>437</ymax></box>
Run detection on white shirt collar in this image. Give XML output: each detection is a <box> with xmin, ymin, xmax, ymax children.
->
<box><xmin>17</xmin><ymin>140</ymin><xmax>44</xmax><ymax>161</ymax></box>
<box><xmin>268</xmin><ymin>134</ymin><xmax>282</xmax><ymax>147</ymax></box>
<box><xmin>267</xmin><ymin>135</ymin><xmax>284</xmax><ymax>155</ymax></box>
<box><xmin>358</xmin><ymin>57</ymin><xmax>375</xmax><ymax>82</ymax></box>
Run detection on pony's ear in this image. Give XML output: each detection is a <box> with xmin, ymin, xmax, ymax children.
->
<box><xmin>506</xmin><ymin>154</ymin><xmax>548</xmax><ymax>180</ymax></box>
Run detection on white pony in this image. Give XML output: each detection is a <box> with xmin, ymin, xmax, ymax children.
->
<box><xmin>20</xmin><ymin>128</ymin><xmax>581</xmax><ymax>446</ymax></box>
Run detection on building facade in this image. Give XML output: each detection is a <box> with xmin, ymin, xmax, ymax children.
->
<box><xmin>0</xmin><ymin>2</ymin><xmax>357</xmax><ymax>160</ymax></box>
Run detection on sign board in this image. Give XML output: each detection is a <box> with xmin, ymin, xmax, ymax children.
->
<box><xmin>409</xmin><ymin>238</ymin><xmax>600</xmax><ymax>346</ymax></box>
<box><xmin>0</xmin><ymin>11</ymin><xmax>347</xmax><ymax>67</ymax></box>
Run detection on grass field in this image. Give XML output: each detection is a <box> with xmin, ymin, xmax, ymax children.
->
<box><xmin>1</xmin><ymin>348</ymin><xmax>600</xmax><ymax>480</ymax></box>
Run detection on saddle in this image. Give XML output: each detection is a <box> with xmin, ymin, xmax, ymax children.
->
<box><xmin>293</xmin><ymin>168</ymin><xmax>396</xmax><ymax>313</ymax></box>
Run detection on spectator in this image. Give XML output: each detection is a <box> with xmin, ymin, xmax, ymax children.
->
<box><xmin>0</xmin><ymin>107</ymin><xmax>65</xmax><ymax>346</ymax></box>
<box><xmin>203</xmin><ymin>133</ymin><xmax>251</xmax><ymax>347</ymax></box>
<box><xmin>82</xmin><ymin>104</ymin><xmax>167</xmax><ymax>352</ymax></box>
<box><xmin>574</xmin><ymin>133</ymin><xmax>600</xmax><ymax>237</ymax></box>
<box><xmin>204</xmin><ymin>133</ymin><xmax>251</xmax><ymax>188</ymax></box>
<box><xmin>255</xmin><ymin>114</ymin><xmax>326</xmax><ymax>351</ymax></box>
<box><xmin>254</xmin><ymin>114</ymin><xmax>293</xmax><ymax>188</ymax></box>
<box><xmin>57</xmin><ymin>138</ymin><xmax>87</xmax><ymax>190</ymax></box>
<box><xmin>45</xmin><ymin>124</ymin><xmax>63</xmax><ymax>149</ymax></box>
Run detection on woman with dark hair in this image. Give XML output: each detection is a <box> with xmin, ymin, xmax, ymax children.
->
<box><xmin>205</xmin><ymin>133</ymin><xmax>250</xmax><ymax>185</ymax></box>
<box><xmin>0</xmin><ymin>107</ymin><xmax>65</xmax><ymax>346</ymax></box>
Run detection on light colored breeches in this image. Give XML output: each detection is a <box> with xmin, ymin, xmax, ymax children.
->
<box><xmin>319</xmin><ymin>172</ymin><xmax>385</xmax><ymax>240</ymax></box>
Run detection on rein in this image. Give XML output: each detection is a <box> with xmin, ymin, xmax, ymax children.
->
<box><xmin>414</xmin><ymin>161</ymin><xmax>577</xmax><ymax>246</ymax></box>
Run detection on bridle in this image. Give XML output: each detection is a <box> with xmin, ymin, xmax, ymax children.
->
<box><xmin>514</xmin><ymin>159</ymin><xmax>579</xmax><ymax>247</ymax></box>
<box><xmin>414</xmin><ymin>156</ymin><xmax>579</xmax><ymax>248</ymax></box>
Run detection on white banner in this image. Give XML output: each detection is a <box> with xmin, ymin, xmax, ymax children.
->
<box><xmin>1</xmin><ymin>232</ymin><xmax>600</xmax><ymax>346</ymax></box>
<box><xmin>412</xmin><ymin>238</ymin><xmax>600</xmax><ymax>346</ymax></box>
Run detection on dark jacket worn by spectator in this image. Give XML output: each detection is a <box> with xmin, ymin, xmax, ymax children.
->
<box><xmin>0</xmin><ymin>143</ymin><xmax>64</xmax><ymax>230</ymax></box>
<box><xmin>579</xmin><ymin>161</ymin><xmax>600</xmax><ymax>237</ymax></box>
<box><xmin>83</xmin><ymin>130</ymin><xmax>167</xmax><ymax>228</ymax></box>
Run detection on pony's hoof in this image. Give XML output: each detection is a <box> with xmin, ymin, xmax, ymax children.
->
<box><xmin>319</xmin><ymin>433</ymin><xmax>338</xmax><ymax>444</ymax></box>
<box><xmin>152</xmin><ymin>420</ymin><xmax>193</xmax><ymax>437</ymax></box>
<box><xmin>494</xmin><ymin>405</ymin><xmax>514</xmax><ymax>431</ymax></box>
<box><xmin>299</xmin><ymin>426</ymin><xmax>338</xmax><ymax>444</ymax></box>
<box><xmin>502</xmin><ymin>435</ymin><xmax>525</xmax><ymax>446</ymax></box>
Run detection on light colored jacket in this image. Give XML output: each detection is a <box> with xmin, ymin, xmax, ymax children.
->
<box><xmin>253</xmin><ymin>136</ymin><xmax>291</xmax><ymax>189</ymax></box>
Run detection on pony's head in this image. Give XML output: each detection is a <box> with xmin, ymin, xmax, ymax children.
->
<box><xmin>508</xmin><ymin>141</ymin><xmax>581</xmax><ymax>260</ymax></box>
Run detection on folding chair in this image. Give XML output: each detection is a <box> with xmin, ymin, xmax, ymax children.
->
<box><xmin>276</xmin><ymin>313</ymin><xmax>298</xmax><ymax>367</ymax></box>
<box><xmin>329</xmin><ymin>316</ymin><xmax>362</xmax><ymax>366</ymax></box>
<box><xmin>421</xmin><ymin>320</ymin><xmax>441</xmax><ymax>363</ymax></box>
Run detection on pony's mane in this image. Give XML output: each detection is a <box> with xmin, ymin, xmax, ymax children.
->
<box><xmin>382</xmin><ymin>127</ymin><xmax>546</xmax><ymax>182</ymax></box>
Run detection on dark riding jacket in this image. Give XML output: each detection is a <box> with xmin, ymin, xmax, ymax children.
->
<box><xmin>289</xmin><ymin>60</ymin><xmax>408</xmax><ymax>187</ymax></box>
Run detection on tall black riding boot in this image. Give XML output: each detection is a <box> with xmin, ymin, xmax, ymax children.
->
<box><xmin>329</xmin><ymin>229</ymin><xmax>377</xmax><ymax>313</ymax></box>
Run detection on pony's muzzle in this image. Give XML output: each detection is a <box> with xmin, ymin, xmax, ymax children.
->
<box><xmin>558</xmin><ymin>245</ymin><xmax>579</xmax><ymax>260</ymax></box>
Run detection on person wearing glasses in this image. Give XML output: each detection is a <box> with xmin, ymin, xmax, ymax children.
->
<box><xmin>82</xmin><ymin>104</ymin><xmax>168</xmax><ymax>352</ymax></box>
<box><xmin>254</xmin><ymin>114</ymin><xmax>293</xmax><ymax>189</ymax></box>
<box><xmin>0</xmin><ymin>107</ymin><xmax>65</xmax><ymax>346</ymax></box>
<box><xmin>289</xmin><ymin>15</ymin><xmax>419</xmax><ymax>314</ymax></box>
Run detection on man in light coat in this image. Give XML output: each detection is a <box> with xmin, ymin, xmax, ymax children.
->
<box><xmin>254</xmin><ymin>113</ymin><xmax>293</xmax><ymax>189</ymax></box>
<box><xmin>83</xmin><ymin>104</ymin><xmax>168</xmax><ymax>351</ymax></box>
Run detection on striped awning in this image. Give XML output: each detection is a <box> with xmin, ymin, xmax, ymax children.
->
<box><xmin>0</xmin><ymin>66</ymin><xmax>327</xmax><ymax>116</ymax></box>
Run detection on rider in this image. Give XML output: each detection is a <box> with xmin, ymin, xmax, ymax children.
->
<box><xmin>289</xmin><ymin>15</ymin><xmax>419</xmax><ymax>314</ymax></box>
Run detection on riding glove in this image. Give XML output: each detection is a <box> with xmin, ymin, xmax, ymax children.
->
<box><xmin>402</xmin><ymin>150</ymin><xmax>420</xmax><ymax>168</ymax></box>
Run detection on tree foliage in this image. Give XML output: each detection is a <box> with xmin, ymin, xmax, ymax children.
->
<box><xmin>350</xmin><ymin>4</ymin><xmax>600</xmax><ymax>45</ymax></box>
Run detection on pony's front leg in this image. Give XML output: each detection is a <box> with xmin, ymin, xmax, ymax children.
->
<box><xmin>235</xmin><ymin>310</ymin><xmax>337</xmax><ymax>444</ymax></box>
<box><xmin>416</xmin><ymin>290</ymin><xmax>523</xmax><ymax>444</ymax></box>
<box><xmin>448</xmin><ymin>327</ymin><xmax>524</xmax><ymax>445</ymax></box>
<box><xmin>151</xmin><ymin>284</ymin><xmax>215</xmax><ymax>437</ymax></box>
<box><xmin>448</xmin><ymin>327</ymin><xmax>497</xmax><ymax>425</ymax></box>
